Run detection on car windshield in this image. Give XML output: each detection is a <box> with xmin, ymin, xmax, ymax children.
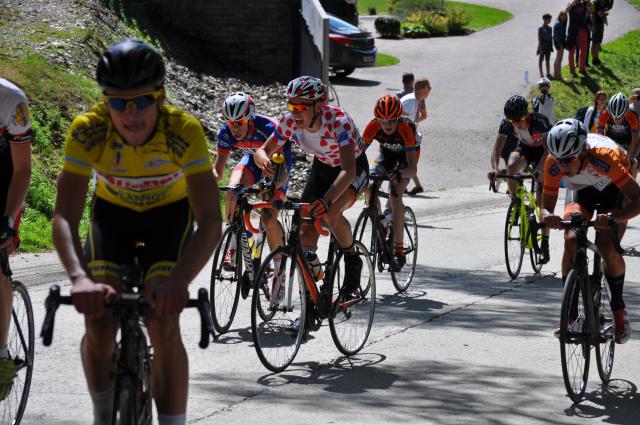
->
<box><xmin>329</xmin><ymin>16</ymin><xmax>359</xmax><ymax>32</ymax></box>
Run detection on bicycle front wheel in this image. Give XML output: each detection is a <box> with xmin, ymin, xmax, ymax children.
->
<box><xmin>559</xmin><ymin>269</ymin><xmax>590</xmax><ymax>403</ymax></box>
<box><xmin>1</xmin><ymin>280</ymin><xmax>34</xmax><ymax>425</ymax></box>
<box><xmin>595</xmin><ymin>266</ymin><xmax>615</xmax><ymax>383</ymax></box>
<box><xmin>251</xmin><ymin>247</ymin><xmax>306</xmax><ymax>372</ymax></box>
<box><xmin>390</xmin><ymin>206</ymin><xmax>418</xmax><ymax>292</ymax></box>
<box><xmin>353</xmin><ymin>209</ymin><xmax>379</xmax><ymax>274</ymax></box>
<box><xmin>504</xmin><ymin>200</ymin><xmax>525</xmax><ymax>279</ymax></box>
<box><xmin>210</xmin><ymin>226</ymin><xmax>241</xmax><ymax>334</ymax></box>
<box><xmin>329</xmin><ymin>241</ymin><xmax>376</xmax><ymax>356</ymax></box>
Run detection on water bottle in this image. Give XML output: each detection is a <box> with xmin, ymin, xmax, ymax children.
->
<box><xmin>271</xmin><ymin>152</ymin><xmax>285</xmax><ymax>185</ymax></box>
<box><xmin>305</xmin><ymin>251</ymin><xmax>324</xmax><ymax>282</ymax></box>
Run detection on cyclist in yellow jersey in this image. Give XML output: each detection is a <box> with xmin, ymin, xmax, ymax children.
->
<box><xmin>52</xmin><ymin>40</ymin><xmax>221</xmax><ymax>425</ymax></box>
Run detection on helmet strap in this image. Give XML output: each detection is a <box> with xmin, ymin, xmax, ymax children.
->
<box><xmin>309</xmin><ymin>102</ymin><xmax>321</xmax><ymax>128</ymax></box>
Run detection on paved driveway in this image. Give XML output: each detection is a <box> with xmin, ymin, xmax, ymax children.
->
<box><xmin>333</xmin><ymin>0</ymin><xmax>640</xmax><ymax>190</ymax></box>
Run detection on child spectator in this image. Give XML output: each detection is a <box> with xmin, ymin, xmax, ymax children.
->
<box><xmin>538</xmin><ymin>14</ymin><xmax>554</xmax><ymax>79</ymax></box>
<box><xmin>583</xmin><ymin>90</ymin><xmax>607</xmax><ymax>132</ymax></box>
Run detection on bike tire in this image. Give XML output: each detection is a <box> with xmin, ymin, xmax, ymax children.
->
<box><xmin>1</xmin><ymin>280</ymin><xmax>34</xmax><ymax>425</ymax></box>
<box><xmin>559</xmin><ymin>269</ymin><xmax>590</xmax><ymax>403</ymax></box>
<box><xmin>595</xmin><ymin>263</ymin><xmax>615</xmax><ymax>383</ymax></box>
<box><xmin>329</xmin><ymin>241</ymin><xmax>376</xmax><ymax>356</ymax></box>
<box><xmin>210</xmin><ymin>226</ymin><xmax>242</xmax><ymax>334</ymax></box>
<box><xmin>390</xmin><ymin>206</ymin><xmax>418</xmax><ymax>292</ymax></box>
<box><xmin>251</xmin><ymin>247</ymin><xmax>306</xmax><ymax>372</ymax></box>
<box><xmin>504</xmin><ymin>200</ymin><xmax>525</xmax><ymax>279</ymax></box>
<box><xmin>353</xmin><ymin>209</ymin><xmax>379</xmax><ymax>274</ymax></box>
<box><xmin>115</xmin><ymin>379</ymin><xmax>134</xmax><ymax>425</ymax></box>
<box><xmin>527</xmin><ymin>217</ymin><xmax>543</xmax><ymax>274</ymax></box>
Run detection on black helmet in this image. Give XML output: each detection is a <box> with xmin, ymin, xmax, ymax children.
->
<box><xmin>504</xmin><ymin>95</ymin><xmax>529</xmax><ymax>120</ymax></box>
<box><xmin>96</xmin><ymin>39</ymin><xmax>165</xmax><ymax>91</ymax></box>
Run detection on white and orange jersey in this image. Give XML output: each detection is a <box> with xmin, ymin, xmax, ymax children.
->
<box><xmin>543</xmin><ymin>133</ymin><xmax>633</xmax><ymax>196</ymax></box>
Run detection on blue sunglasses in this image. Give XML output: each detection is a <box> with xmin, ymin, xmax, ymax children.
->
<box><xmin>105</xmin><ymin>90</ymin><xmax>162</xmax><ymax>112</ymax></box>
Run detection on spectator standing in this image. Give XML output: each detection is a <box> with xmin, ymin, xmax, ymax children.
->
<box><xmin>566</xmin><ymin>0</ymin><xmax>591</xmax><ymax>76</ymax></box>
<box><xmin>532</xmin><ymin>77</ymin><xmax>556</xmax><ymax>125</ymax></box>
<box><xmin>396</xmin><ymin>72</ymin><xmax>415</xmax><ymax>99</ymax></box>
<box><xmin>553</xmin><ymin>11</ymin><xmax>568</xmax><ymax>79</ymax></box>
<box><xmin>629</xmin><ymin>88</ymin><xmax>640</xmax><ymax>119</ymax></box>
<box><xmin>583</xmin><ymin>90</ymin><xmax>608</xmax><ymax>132</ymax></box>
<box><xmin>538</xmin><ymin>14</ymin><xmax>554</xmax><ymax>79</ymax></box>
<box><xmin>591</xmin><ymin>0</ymin><xmax>610</xmax><ymax>65</ymax></box>
<box><xmin>400</xmin><ymin>78</ymin><xmax>431</xmax><ymax>195</ymax></box>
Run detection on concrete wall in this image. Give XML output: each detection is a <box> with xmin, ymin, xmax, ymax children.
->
<box><xmin>121</xmin><ymin>0</ymin><xmax>306</xmax><ymax>82</ymax></box>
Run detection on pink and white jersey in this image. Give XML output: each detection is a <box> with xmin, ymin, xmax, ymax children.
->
<box><xmin>273</xmin><ymin>105</ymin><xmax>365</xmax><ymax>167</ymax></box>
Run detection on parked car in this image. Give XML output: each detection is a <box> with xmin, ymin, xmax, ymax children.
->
<box><xmin>328</xmin><ymin>15</ymin><xmax>377</xmax><ymax>78</ymax></box>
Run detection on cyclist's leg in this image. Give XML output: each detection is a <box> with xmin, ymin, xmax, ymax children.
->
<box><xmin>225</xmin><ymin>154</ymin><xmax>255</xmax><ymax>223</ymax></box>
<box><xmin>506</xmin><ymin>150</ymin><xmax>527</xmax><ymax>201</ymax></box>
<box><xmin>143</xmin><ymin>198</ymin><xmax>194</xmax><ymax>417</ymax></box>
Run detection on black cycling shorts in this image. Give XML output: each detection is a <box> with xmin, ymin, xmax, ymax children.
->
<box><xmin>515</xmin><ymin>143</ymin><xmax>544</xmax><ymax>168</ymax></box>
<box><xmin>565</xmin><ymin>183</ymin><xmax>626</xmax><ymax>217</ymax></box>
<box><xmin>370</xmin><ymin>148</ymin><xmax>410</xmax><ymax>175</ymax></box>
<box><xmin>85</xmin><ymin>197</ymin><xmax>193</xmax><ymax>282</ymax></box>
<box><xmin>301</xmin><ymin>154</ymin><xmax>369</xmax><ymax>203</ymax></box>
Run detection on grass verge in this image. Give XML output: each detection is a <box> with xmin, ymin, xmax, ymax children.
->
<box><xmin>529</xmin><ymin>29</ymin><xmax>640</xmax><ymax>120</ymax></box>
<box><xmin>445</xmin><ymin>1</ymin><xmax>512</xmax><ymax>31</ymax></box>
<box><xmin>375</xmin><ymin>52</ymin><xmax>400</xmax><ymax>66</ymax></box>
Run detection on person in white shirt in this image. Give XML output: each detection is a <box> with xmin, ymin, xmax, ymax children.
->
<box><xmin>532</xmin><ymin>77</ymin><xmax>556</xmax><ymax>125</ymax></box>
<box><xmin>400</xmin><ymin>78</ymin><xmax>430</xmax><ymax>194</ymax></box>
<box><xmin>630</xmin><ymin>88</ymin><xmax>640</xmax><ymax>119</ymax></box>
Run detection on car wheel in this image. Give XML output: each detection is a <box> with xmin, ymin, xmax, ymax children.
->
<box><xmin>332</xmin><ymin>66</ymin><xmax>355</xmax><ymax>79</ymax></box>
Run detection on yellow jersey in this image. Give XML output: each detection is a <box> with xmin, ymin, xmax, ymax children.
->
<box><xmin>62</xmin><ymin>102</ymin><xmax>212</xmax><ymax>212</ymax></box>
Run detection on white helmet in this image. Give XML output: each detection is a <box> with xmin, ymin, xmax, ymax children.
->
<box><xmin>546</xmin><ymin>118</ymin><xmax>587</xmax><ymax>159</ymax></box>
<box><xmin>285</xmin><ymin>76</ymin><xmax>326</xmax><ymax>101</ymax></box>
<box><xmin>608</xmin><ymin>92</ymin><xmax>629</xmax><ymax>120</ymax></box>
<box><xmin>222</xmin><ymin>92</ymin><xmax>255</xmax><ymax>121</ymax></box>
<box><xmin>537</xmin><ymin>77</ymin><xmax>551</xmax><ymax>87</ymax></box>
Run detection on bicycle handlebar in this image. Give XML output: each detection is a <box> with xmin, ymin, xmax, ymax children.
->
<box><xmin>528</xmin><ymin>213</ymin><xmax>624</xmax><ymax>255</ymax></box>
<box><xmin>41</xmin><ymin>286</ymin><xmax>216</xmax><ymax>348</ymax></box>
<box><xmin>489</xmin><ymin>172</ymin><xmax>535</xmax><ymax>193</ymax></box>
<box><xmin>247</xmin><ymin>200</ymin><xmax>329</xmax><ymax>237</ymax></box>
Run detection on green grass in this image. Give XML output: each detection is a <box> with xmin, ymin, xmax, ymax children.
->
<box><xmin>375</xmin><ymin>52</ymin><xmax>400</xmax><ymax>66</ymax></box>
<box><xmin>630</xmin><ymin>0</ymin><xmax>640</xmax><ymax>10</ymax></box>
<box><xmin>358</xmin><ymin>0</ymin><xmax>390</xmax><ymax>14</ymax></box>
<box><xmin>445</xmin><ymin>1</ymin><xmax>512</xmax><ymax>31</ymax></box>
<box><xmin>529</xmin><ymin>29</ymin><xmax>640</xmax><ymax>121</ymax></box>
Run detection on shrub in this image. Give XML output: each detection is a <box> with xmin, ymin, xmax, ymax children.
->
<box><xmin>446</xmin><ymin>6</ymin><xmax>470</xmax><ymax>35</ymax></box>
<box><xmin>374</xmin><ymin>16</ymin><xmax>402</xmax><ymax>38</ymax></box>
<box><xmin>421</xmin><ymin>11</ymin><xmax>448</xmax><ymax>36</ymax></box>
<box><xmin>400</xmin><ymin>10</ymin><xmax>448</xmax><ymax>37</ymax></box>
<box><xmin>368</xmin><ymin>6</ymin><xmax>377</xmax><ymax>15</ymax></box>
<box><xmin>400</xmin><ymin>21</ymin><xmax>430</xmax><ymax>38</ymax></box>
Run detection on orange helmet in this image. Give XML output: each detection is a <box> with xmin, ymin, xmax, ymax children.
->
<box><xmin>374</xmin><ymin>95</ymin><xmax>403</xmax><ymax>120</ymax></box>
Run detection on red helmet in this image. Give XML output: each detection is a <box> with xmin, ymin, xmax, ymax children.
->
<box><xmin>374</xmin><ymin>95</ymin><xmax>403</xmax><ymax>120</ymax></box>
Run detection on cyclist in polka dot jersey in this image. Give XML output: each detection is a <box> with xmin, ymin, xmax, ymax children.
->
<box><xmin>254</xmin><ymin>76</ymin><xmax>369</xmax><ymax>298</ymax></box>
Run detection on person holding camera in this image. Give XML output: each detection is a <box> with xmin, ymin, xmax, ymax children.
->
<box><xmin>566</xmin><ymin>0</ymin><xmax>591</xmax><ymax>77</ymax></box>
<box><xmin>629</xmin><ymin>88</ymin><xmax>640</xmax><ymax>119</ymax></box>
<box><xmin>591</xmin><ymin>0</ymin><xmax>612</xmax><ymax>65</ymax></box>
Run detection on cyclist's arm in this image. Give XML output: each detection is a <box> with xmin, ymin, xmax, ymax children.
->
<box><xmin>324</xmin><ymin>144</ymin><xmax>357</xmax><ymax>204</ymax></box>
<box><xmin>213</xmin><ymin>151</ymin><xmax>228</xmax><ymax>181</ymax></box>
<box><xmin>52</xmin><ymin>170</ymin><xmax>91</xmax><ymax>283</ymax></box>
<box><xmin>402</xmin><ymin>149</ymin><xmax>418</xmax><ymax>179</ymax></box>
<box><xmin>254</xmin><ymin>135</ymin><xmax>281</xmax><ymax>175</ymax></box>
<box><xmin>491</xmin><ymin>135</ymin><xmax>506</xmax><ymax>172</ymax></box>
<box><xmin>3</xmin><ymin>142</ymin><xmax>31</xmax><ymax>221</ymax></box>
<box><xmin>612</xmin><ymin>177</ymin><xmax>640</xmax><ymax>223</ymax></box>
<box><xmin>169</xmin><ymin>171</ymin><xmax>222</xmax><ymax>288</ymax></box>
<box><xmin>630</xmin><ymin>131</ymin><xmax>639</xmax><ymax>158</ymax></box>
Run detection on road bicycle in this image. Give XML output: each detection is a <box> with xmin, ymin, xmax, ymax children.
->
<box><xmin>0</xmin><ymin>250</ymin><xmax>34</xmax><ymax>425</ymax></box>
<box><xmin>530</xmin><ymin>213</ymin><xmax>619</xmax><ymax>403</ymax></box>
<box><xmin>353</xmin><ymin>174</ymin><xmax>418</xmax><ymax>292</ymax></box>
<box><xmin>210</xmin><ymin>185</ymin><xmax>274</xmax><ymax>334</ymax></box>
<box><xmin>249</xmin><ymin>200</ymin><xmax>375</xmax><ymax>372</ymax></box>
<box><xmin>490</xmin><ymin>172</ymin><xmax>544</xmax><ymax>279</ymax></box>
<box><xmin>41</xmin><ymin>246</ymin><xmax>215</xmax><ymax>425</ymax></box>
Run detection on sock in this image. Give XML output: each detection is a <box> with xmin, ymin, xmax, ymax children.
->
<box><xmin>157</xmin><ymin>413</ymin><xmax>187</xmax><ymax>425</ymax></box>
<box><xmin>0</xmin><ymin>347</ymin><xmax>9</xmax><ymax>358</ymax></box>
<box><xmin>605</xmin><ymin>273</ymin><xmax>625</xmax><ymax>311</ymax></box>
<box><xmin>89</xmin><ymin>386</ymin><xmax>114</xmax><ymax>425</ymax></box>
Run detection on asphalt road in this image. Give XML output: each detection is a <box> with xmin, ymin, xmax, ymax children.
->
<box><xmin>11</xmin><ymin>186</ymin><xmax>640</xmax><ymax>424</ymax></box>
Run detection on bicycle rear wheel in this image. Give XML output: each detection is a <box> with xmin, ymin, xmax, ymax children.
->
<box><xmin>329</xmin><ymin>241</ymin><xmax>376</xmax><ymax>356</ymax></box>
<box><xmin>390</xmin><ymin>206</ymin><xmax>418</xmax><ymax>292</ymax></box>
<box><xmin>559</xmin><ymin>269</ymin><xmax>590</xmax><ymax>403</ymax></box>
<box><xmin>504</xmin><ymin>200</ymin><xmax>525</xmax><ymax>279</ymax></box>
<box><xmin>251</xmin><ymin>248</ymin><xmax>306</xmax><ymax>372</ymax></box>
<box><xmin>527</xmin><ymin>207</ymin><xmax>543</xmax><ymax>274</ymax></box>
<box><xmin>210</xmin><ymin>226</ymin><xmax>241</xmax><ymax>334</ymax></box>
<box><xmin>595</xmin><ymin>267</ymin><xmax>615</xmax><ymax>383</ymax></box>
<box><xmin>1</xmin><ymin>280</ymin><xmax>34</xmax><ymax>425</ymax></box>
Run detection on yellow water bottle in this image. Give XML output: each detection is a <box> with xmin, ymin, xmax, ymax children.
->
<box><xmin>271</xmin><ymin>152</ymin><xmax>285</xmax><ymax>183</ymax></box>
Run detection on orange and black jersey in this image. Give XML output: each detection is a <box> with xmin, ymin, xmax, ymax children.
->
<box><xmin>362</xmin><ymin>116</ymin><xmax>417</xmax><ymax>153</ymax></box>
<box><xmin>596</xmin><ymin>109</ymin><xmax>639</xmax><ymax>149</ymax></box>
<box><xmin>543</xmin><ymin>133</ymin><xmax>633</xmax><ymax>196</ymax></box>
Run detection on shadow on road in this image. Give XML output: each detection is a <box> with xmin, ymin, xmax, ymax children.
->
<box><xmin>565</xmin><ymin>379</ymin><xmax>639</xmax><ymax>424</ymax></box>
